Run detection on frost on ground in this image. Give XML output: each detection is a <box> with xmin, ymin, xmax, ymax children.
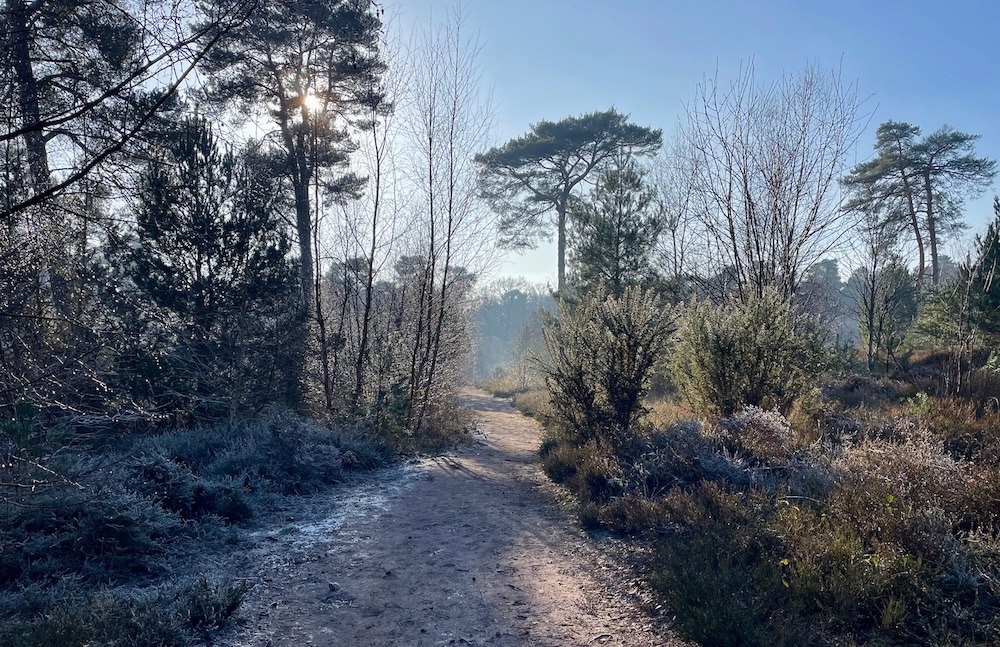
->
<box><xmin>214</xmin><ymin>392</ymin><xmax>688</xmax><ymax>646</ymax></box>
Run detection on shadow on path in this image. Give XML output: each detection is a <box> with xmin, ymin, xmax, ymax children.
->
<box><xmin>222</xmin><ymin>390</ymin><xmax>688</xmax><ymax>647</ymax></box>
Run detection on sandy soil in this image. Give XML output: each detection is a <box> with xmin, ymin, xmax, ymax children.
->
<box><xmin>218</xmin><ymin>391</ymin><xmax>689</xmax><ymax>646</ymax></box>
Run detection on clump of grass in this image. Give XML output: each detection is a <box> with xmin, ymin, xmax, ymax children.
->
<box><xmin>0</xmin><ymin>577</ymin><xmax>252</xmax><ymax>647</ymax></box>
<box><xmin>479</xmin><ymin>373</ymin><xmax>540</xmax><ymax>399</ymax></box>
<box><xmin>646</xmin><ymin>397</ymin><xmax>695</xmax><ymax>430</ymax></box>
<box><xmin>511</xmin><ymin>388</ymin><xmax>553</xmax><ymax>422</ymax></box>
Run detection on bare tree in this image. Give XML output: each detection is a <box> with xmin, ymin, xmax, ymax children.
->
<box><xmin>401</xmin><ymin>7</ymin><xmax>496</xmax><ymax>433</ymax></box>
<box><xmin>680</xmin><ymin>62</ymin><xmax>867</xmax><ymax>301</ymax></box>
<box><xmin>649</xmin><ymin>143</ymin><xmax>698</xmax><ymax>295</ymax></box>
<box><xmin>848</xmin><ymin>204</ymin><xmax>916</xmax><ymax>371</ymax></box>
<box><xmin>307</xmin><ymin>7</ymin><xmax>496</xmax><ymax>432</ymax></box>
<box><xmin>315</xmin><ymin>17</ymin><xmax>407</xmax><ymax>414</ymax></box>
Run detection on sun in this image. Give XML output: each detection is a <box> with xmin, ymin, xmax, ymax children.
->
<box><xmin>302</xmin><ymin>92</ymin><xmax>322</xmax><ymax>113</ymax></box>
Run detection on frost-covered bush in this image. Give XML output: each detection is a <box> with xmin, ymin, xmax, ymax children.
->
<box><xmin>142</xmin><ymin>410</ymin><xmax>391</xmax><ymax>495</ymax></box>
<box><xmin>672</xmin><ymin>289</ymin><xmax>830</xmax><ymax>416</ymax></box>
<box><xmin>719</xmin><ymin>405</ymin><xmax>795</xmax><ymax>462</ymax></box>
<box><xmin>541</xmin><ymin>286</ymin><xmax>674</xmax><ymax>446</ymax></box>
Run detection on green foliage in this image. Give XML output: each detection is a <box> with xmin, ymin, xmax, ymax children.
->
<box><xmin>130</xmin><ymin>120</ymin><xmax>294</xmax><ymax>325</ymax></box>
<box><xmin>541</xmin><ymin>287</ymin><xmax>674</xmax><ymax>446</ymax></box>
<box><xmin>476</xmin><ymin>108</ymin><xmax>663</xmax><ymax>248</ymax></box>
<box><xmin>904</xmin><ymin>284</ymin><xmax>988</xmax><ymax>396</ymax></box>
<box><xmin>569</xmin><ymin>154</ymin><xmax>663</xmax><ymax>297</ymax></box>
<box><xmin>964</xmin><ymin>196</ymin><xmax>1000</xmax><ymax>337</ymax></box>
<box><xmin>475</xmin><ymin>108</ymin><xmax>661</xmax><ymax>289</ymax></box>
<box><xmin>114</xmin><ymin>116</ymin><xmax>299</xmax><ymax>420</ymax></box>
<box><xmin>672</xmin><ymin>290</ymin><xmax>830</xmax><ymax>416</ymax></box>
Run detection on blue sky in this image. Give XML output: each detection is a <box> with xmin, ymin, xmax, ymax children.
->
<box><xmin>390</xmin><ymin>0</ymin><xmax>1000</xmax><ymax>285</ymax></box>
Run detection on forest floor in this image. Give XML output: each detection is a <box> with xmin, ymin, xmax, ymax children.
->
<box><xmin>214</xmin><ymin>390</ymin><xmax>689</xmax><ymax>646</ymax></box>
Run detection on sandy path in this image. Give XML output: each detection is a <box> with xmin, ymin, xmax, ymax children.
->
<box><xmin>221</xmin><ymin>391</ymin><xmax>687</xmax><ymax>646</ymax></box>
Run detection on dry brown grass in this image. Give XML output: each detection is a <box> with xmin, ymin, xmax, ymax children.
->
<box><xmin>646</xmin><ymin>397</ymin><xmax>696</xmax><ymax>429</ymax></box>
<box><xmin>511</xmin><ymin>388</ymin><xmax>553</xmax><ymax>422</ymax></box>
<box><xmin>478</xmin><ymin>374</ymin><xmax>544</xmax><ymax>399</ymax></box>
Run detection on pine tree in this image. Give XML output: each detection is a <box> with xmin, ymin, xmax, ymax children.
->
<box><xmin>965</xmin><ymin>197</ymin><xmax>1000</xmax><ymax>338</ymax></box>
<box><xmin>119</xmin><ymin>116</ymin><xmax>297</xmax><ymax>420</ymax></box>
<box><xmin>569</xmin><ymin>154</ymin><xmax>663</xmax><ymax>298</ymax></box>
<box><xmin>475</xmin><ymin>109</ymin><xmax>662</xmax><ymax>292</ymax></box>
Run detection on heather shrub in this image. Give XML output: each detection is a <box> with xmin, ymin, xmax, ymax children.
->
<box><xmin>822</xmin><ymin>374</ymin><xmax>909</xmax><ymax>410</ymax></box>
<box><xmin>672</xmin><ymin>289</ymin><xmax>830</xmax><ymax>416</ymax></box>
<box><xmin>0</xmin><ymin>576</ymin><xmax>250</xmax><ymax>647</ymax></box>
<box><xmin>924</xmin><ymin>396</ymin><xmax>1000</xmax><ymax>463</ymax></box>
<box><xmin>649</xmin><ymin>488</ymin><xmax>810</xmax><ymax>647</ymax></box>
<box><xmin>0</xmin><ymin>408</ymin><xmax>391</xmax><ymax>644</ymax></box>
<box><xmin>131</xmin><ymin>455</ymin><xmax>253</xmax><ymax>523</ymax></box>
<box><xmin>569</xmin><ymin>440</ymin><xmax>625</xmax><ymax>504</ymax></box>
<box><xmin>541</xmin><ymin>436</ymin><xmax>624</xmax><ymax>504</ymax></box>
<box><xmin>598</xmin><ymin>493</ymin><xmax>666</xmax><ymax>534</ymax></box>
<box><xmin>0</xmin><ymin>484</ymin><xmax>185</xmax><ymax>590</ymax></box>
<box><xmin>626</xmin><ymin>421</ymin><xmax>713</xmax><ymax>493</ymax></box>
<box><xmin>540</xmin><ymin>439</ymin><xmax>583</xmax><ymax>484</ymax></box>
<box><xmin>717</xmin><ymin>405</ymin><xmax>795</xmax><ymax>463</ymax></box>
<box><xmin>532</xmin><ymin>283</ymin><xmax>1000</xmax><ymax>644</ymax></box>
<box><xmin>145</xmin><ymin>410</ymin><xmax>390</xmax><ymax>494</ymax></box>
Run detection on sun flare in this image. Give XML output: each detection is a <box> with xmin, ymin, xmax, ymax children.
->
<box><xmin>302</xmin><ymin>92</ymin><xmax>321</xmax><ymax>112</ymax></box>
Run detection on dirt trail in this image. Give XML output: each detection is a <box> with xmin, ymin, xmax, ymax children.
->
<box><xmin>221</xmin><ymin>391</ymin><xmax>688</xmax><ymax>646</ymax></box>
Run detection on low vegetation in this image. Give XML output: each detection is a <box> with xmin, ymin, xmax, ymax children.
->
<box><xmin>0</xmin><ymin>411</ymin><xmax>392</xmax><ymax>646</ymax></box>
<box><xmin>523</xmin><ymin>286</ymin><xmax>1000</xmax><ymax>646</ymax></box>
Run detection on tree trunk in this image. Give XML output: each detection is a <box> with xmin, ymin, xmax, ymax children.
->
<box><xmin>557</xmin><ymin>202</ymin><xmax>567</xmax><ymax>294</ymax></box>
<box><xmin>353</xmin><ymin>123</ymin><xmax>382</xmax><ymax>412</ymax></box>
<box><xmin>292</xmin><ymin>172</ymin><xmax>314</xmax><ymax>313</ymax></box>
<box><xmin>895</xmin><ymin>145</ymin><xmax>925</xmax><ymax>285</ymax></box>
<box><xmin>8</xmin><ymin>0</ymin><xmax>50</xmax><ymax>194</ymax></box>
<box><xmin>923</xmin><ymin>170</ymin><xmax>940</xmax><ymax>286</ymax></box>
